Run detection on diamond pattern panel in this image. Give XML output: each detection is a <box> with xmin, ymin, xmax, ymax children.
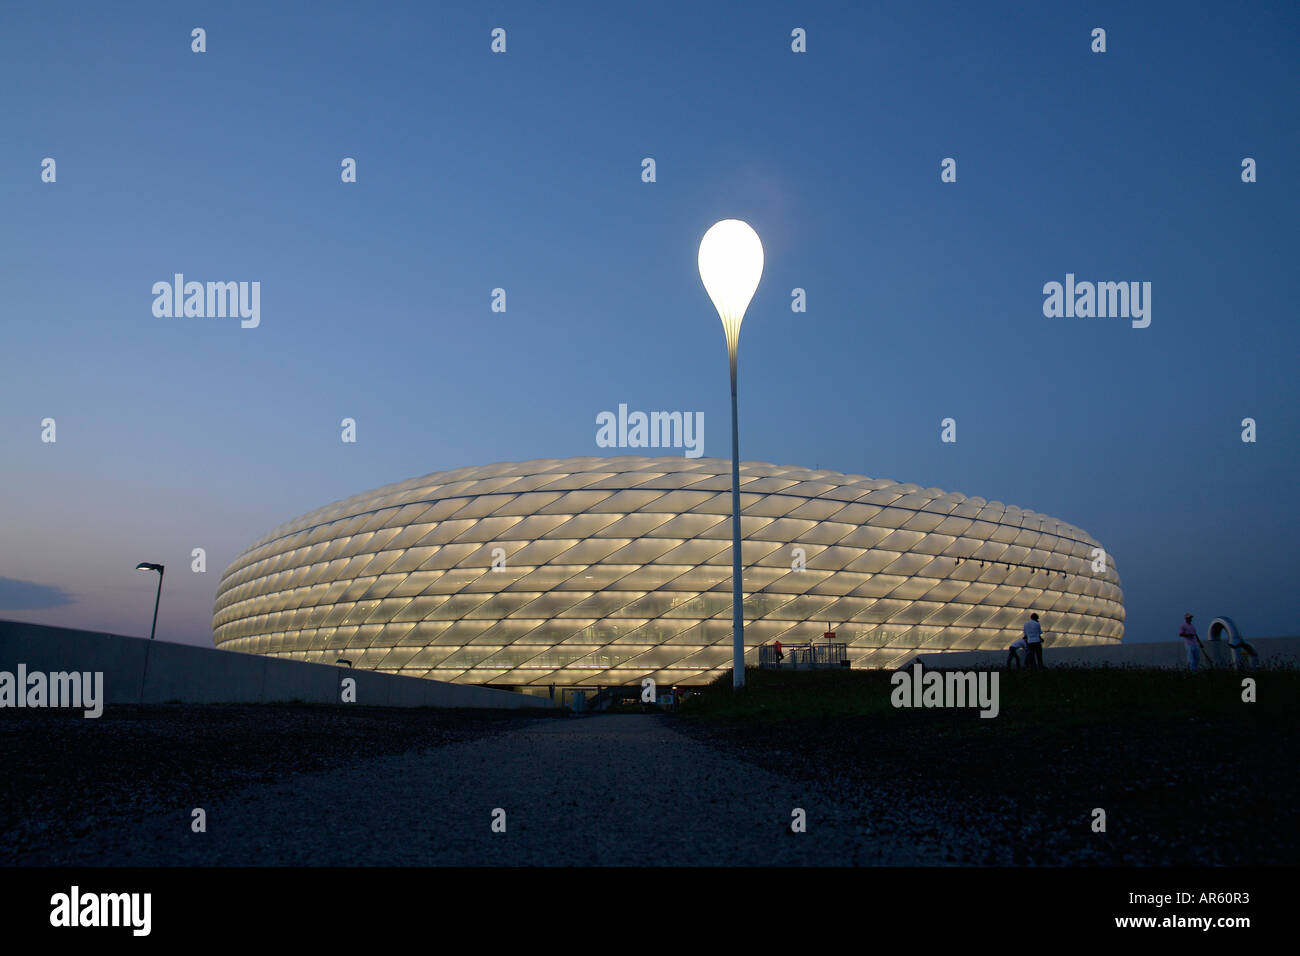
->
<box><xmin>213</xmin><ymin>457</ymin><xmax>1125</xmax><ymax>686</ymax></box>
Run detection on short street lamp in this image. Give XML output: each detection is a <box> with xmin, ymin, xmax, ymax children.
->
<box><xmin>135</xmin><ymin>562</ymin><xmax>165</xmax><ymax>641</ymax></box>
<box><xmin>697</xmin><ymin>219</ymin><xmax>764</xmax><ymax>691</ymax></box>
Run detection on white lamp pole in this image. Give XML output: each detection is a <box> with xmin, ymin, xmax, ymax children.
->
<box><xmin>698</xmin><ymin>219</ymin><xmax>764</xmax><ymax>690</ymax></box>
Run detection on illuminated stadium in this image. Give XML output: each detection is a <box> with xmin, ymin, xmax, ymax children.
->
<box><xmin>212</xmin><ymin>457</ymin><xmax>1125</xmax><ymax>687</ymax></box>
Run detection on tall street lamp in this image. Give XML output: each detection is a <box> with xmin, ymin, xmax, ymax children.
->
<box><xmin>698</xmin><ymin>219</ymin><xmax>764</xmax><ymax>691</ymax></box>
<box><xmin>135</xmin><ymin>562</ymin><xmax>164</xmax><ymax>641</ymax></box>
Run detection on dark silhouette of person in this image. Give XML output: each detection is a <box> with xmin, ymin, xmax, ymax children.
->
<box><xmin>1007</xmin><ymin>637</ymin><xmax>1027</xmax><ymax>668</ymax></box>
<box><xmin>1024</xmin><ymin>613</ymin><xmax>1045</xmax><ymax>668</ymax></box>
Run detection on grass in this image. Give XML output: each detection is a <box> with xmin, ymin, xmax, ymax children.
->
<box><xmin>679</xmin><ymin>663</ymin><xmax>1297</xmax><ymax>732</ymax></box>
<box><xmin>674</xmin><ymin>664</ymin><xmax>1300</xmax><ymax>863</ymax></box>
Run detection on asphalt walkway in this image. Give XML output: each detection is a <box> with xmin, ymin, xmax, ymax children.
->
<box><xmin>68</xmin><ymin>714</ymin><xmax>935</xmax><ymax>865</ymax></box>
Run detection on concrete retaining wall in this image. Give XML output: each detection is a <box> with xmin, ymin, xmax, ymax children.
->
<box><xmin>0</xmin><ymin>620</ymin><xmax>553</xmax><ymax>709</ymax></box>
<box><xmin>905</xmin><ymin>635</ymin><xmax>1300</xmax><ymax>671</ymax></box>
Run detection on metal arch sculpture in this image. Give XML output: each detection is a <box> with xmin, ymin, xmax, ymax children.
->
<box><xmin>1207</xmin><ymin>616</ymin><xmax>1240</xmax><ymax>643</ymax></box>
<box><xmin>1207</xmin><ymin>616</ymin><xmax>1257</xmax><ymax>668</ymax></box>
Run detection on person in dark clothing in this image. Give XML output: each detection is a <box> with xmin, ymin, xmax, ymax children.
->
<box><xmin>1007</xmin><ymin>637</ymin><xmax>1027</xmax><ymax>668</ymax></box>
<box><xmin>1228</xmin><ymin>634</ymin><xmax>1259</xmax><ymax>668</ymax></box>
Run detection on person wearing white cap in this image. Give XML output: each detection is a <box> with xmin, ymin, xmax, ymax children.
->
<box><xmin>1179</xmin><ymin>613</ymin><xmax>1206</xmax><ymax>672</ymax></box>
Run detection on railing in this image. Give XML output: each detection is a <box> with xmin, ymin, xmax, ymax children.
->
<box><xmin>759</xmin><ymin>642</ymin><xmax>850</xmax><ymax>669</ymax></box>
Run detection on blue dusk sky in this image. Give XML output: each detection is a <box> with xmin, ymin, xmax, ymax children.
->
<box><xmin>1</xmin><ymin>1</ymin><xmax>1296</xmax><ymax>647</ymax></box>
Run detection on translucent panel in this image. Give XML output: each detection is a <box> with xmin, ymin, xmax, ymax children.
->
<box><xmin>388</xmin><ymin>570</ymin><xmax>446</xmax><ymax>597</ymax></box>
<box><xmin>835</xmin><ymin>525</ymin><xmax>894</xmax><ymax>550</ymax></box>
<box><xmin>472</xmin><ymin>619</ymin><xmax>552</xmax><ymax>645</ymax></box>
<box><xmin>428</xmin><ymin>595</ymin><xmax>504</xmax><ymax>624</ymax></box>
<box><xmin>488</xmin><ymin>492</ymin><xmax>565</xmax><ymax>517</ymax></box>
<box><xmin>748</xmin><ymin>516</ymin><xmax>817</xmax><ymax>542</ymax></box>
<box><xmin>741</xmin><ymin>476</ymin><xmax>801</xmax><ymax>494</ymax></box>
<box><xmin>355</xmin><ymin>509</ymin><xmax>401</xmax><ymax>536</ymax></box>
<box><xmin>491</xmin><ymin>514</ymin><xmax>573</xmax><ymax>541</ymax></box>
<box><xmin>779</xmin><ymin>481</ymin><xmax>837</xmax><ymax>499</ymax></box>
<box><xmin>360</xmin><ymin>597</ymin><xmax>413</xmax><ymax>625</ymax></box>
<box><xmin>586</xmin><ymin>489</ymin><xmax>667</xmax><ymax>512</ymax></box>
<box><xmin>567</xmin><ymin>646</ymin><xmax>651</xmax><ymax>669</ymax></box>
<box><xmin>354</xmin><ymin>552</ymin><xmax>403</xmax><ymax>581</ymax></box>
<box><xmin>620</xmin><ymin>645</ymin><xmax>702</xmax><ymax>669</ymax></box>
<box><xmin>512</xmin><ymin>591</ymin><xmax>594</xmax><ymax>618</ymax></box>
<box><xmin>463</xmin><ymin>593</ymin><xmax>542</xmax><ymax>619</ymax></box>
<box><xmin>534</xmin><ymin>490</ymin><xmax>614</xmax><ymax>514</ymax></box>
<box><xmin>417</xmin><ymin>544</ymin><xmax>480</xmax><ymax>571</ymax></box>
<box><xmin>607</xmin><ymin>622</ymin><xmax>657</xmax><ymax>643</ymax></box>
<box><xmin>390</xmin><ymin>595</ymin><xmax>454</xmax><ymax>623</ymax></box>
<box><xmin>632</xmin><ymin>512</ymin><xmax>724</xmax><ymax>540</ymax></box>
<box><xmin>500</xmin><ymin>645</ymin><xmax>600</xmax><ymax>669</ymax></box>
<box><xmin>664</xmin><ymin>566</ymin><xmax>730</xmax><ymax>591</ymax></box>
<box><xmin>752</xmin><ymin>543</ymin><xmax>808</xmax><ymax>568</ymax></box>
<box><xmin>756</xmin><ymin>594</ymin><xmax>834</xmax><ymax>620</ymax></box>
<box><xmin>744</xmin><ymin>494</ymin><xmax>804</xmax><ymax>518</ymax></box>
<box><xmin>586</xmin><ymin>469</ymin><xmax>665</xmax><ymax>489</ymax></box>
<box><xmin>549</xmin><ymin>538</ymin><xmax>631</xmax><ymax>565</ymax></box>
<box><xmin>597</xmin><ymin>511</ymin><xmax>676</xmax><ymax>539</ymax></box>
<box><xmin>396</xmin><ymin>621</ymin><xmax>456</xmax><ymax>646</ymax></box>
<box><xmin>784</xmin><ymin>498</ymin><xmax>845</xmax><ymax>522</ymax></box>
<box><xmin>797</xmin><ymin>521</ymin><xmax>858</xmax><ymax>546</ymax></box>
<box><xmin>654</xmin><ymin>539</ymin><xmax>730</xmax><ymax>566</ymax></box>
<box><xmin>685</xmin><ymin>492</ymin><xmax>733</xmax><ymax>515</ymax></box>
<box><xmin>554</xmin><ymin>591</ymin><xmax>639</xmax><ymax>618</ymax></box>
<box><xmin>740</xmin><ymin>568</ymin><xmax>788</xmax><ymax>592</ymax></box>
<box><xmin>602</xmin><ymin>538</ymin><xmax>681</xmax><ymax>565</ymax></box>
<box><xmin>214</xmin><ymin>456</ymin><xmax>1125</xmax><ymax>686</ymax></box>
<box><xmin>804</xmin><ymin>570</ymin><xmax>861</xmax><ymax>595</ymax></box>
<box><xmin>412</xmin><ymin>520</ymin><xmax>478</xmax><ymax>546</ymax></box>
<box><xmin>628</xmin><ymin>618</ymin><xmax>698</xmax><ymax>643</ymax></box>
<box><xmin>497</xmin><ymin>565</ymin><xmax>584</xmax><ymax>592</ymax></box>
<box><xmin>504</xmin><ymin>538</ymin><xmax>584</xmax><ymax>566</ymax></box>
<box><xmin>435</xmin><ymin>646</ymin><xmax>505</xmax><ymax>668</ymax></box>
<box><xmin>639</xmin><ymin>490</ymin><xmax>712</xmax><ymax>513</ymax></box>
<box><xmin>408</xmin><ymin>498</ymin><xmax>476</xmax><ymax>524</ymax></box>
<box><xmin>881</xmin><ymin>553</ymin><xmax>938</xmax><ymax>578</ymax></box>
<box><xmin>608</xmin><ymin>565</ymin><xmax>694</xmax><ymax>591</ymax></box>
<box><xmin>551</xmin><ymin>565</ymin><xmax>639</xmax><ymax>590</ymax></box>
<box><xmin>449</xmin><ymin>515</ymin><xmax>523</xmax><ymax>543</ymax></box>
<box><xmin>618</xmin><ymin>592</ymin><xmax>679</xmax><ymax>618</ymax></box>
<box><xmin>676</xmin><ymin>474</ymin><xmax>731</xmax><ymax>492</ymax></box>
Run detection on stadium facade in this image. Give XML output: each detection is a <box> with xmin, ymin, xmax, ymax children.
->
<box><xmin>213</xmin><ymin>457</ymin><xmax>1124</xmax><ymax>687</ymax></box>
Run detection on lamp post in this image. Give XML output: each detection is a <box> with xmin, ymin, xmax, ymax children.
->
<box><xmin>698</xmin><ymin>219</ymin><xmax>764</xmax><ymax>691</ymax></box>
<box><xmin>134</xmin><ymin>561</ymin><xmax>164</xmax><ymax>706</ymax></box>
<box><xmin>135</xmin><ymin>562</ymin><xmax>164</xmax><ymax>641</ymax></box>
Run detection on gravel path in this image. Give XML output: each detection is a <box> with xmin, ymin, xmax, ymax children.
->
<box><xmin>39</xmin><ymin>714</ymin><xmax>941</xmax><ymax>866</ymax></box>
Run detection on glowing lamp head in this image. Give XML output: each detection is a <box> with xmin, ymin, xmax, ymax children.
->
<box><xmin>698</xmin><ymin>219</ymin><xmax>764</xmax><ymax>358</ymax></box>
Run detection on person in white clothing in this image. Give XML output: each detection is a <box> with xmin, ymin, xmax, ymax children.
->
<box><xmin>1179</xmin><ymin>613</ymin><xmax>1204</xmax><ymax>672</ymax></box>
<box><xmin>1024</xmin><ymin>613</ymin><xmax>1044</xmax><ymax>668</ymax></box>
